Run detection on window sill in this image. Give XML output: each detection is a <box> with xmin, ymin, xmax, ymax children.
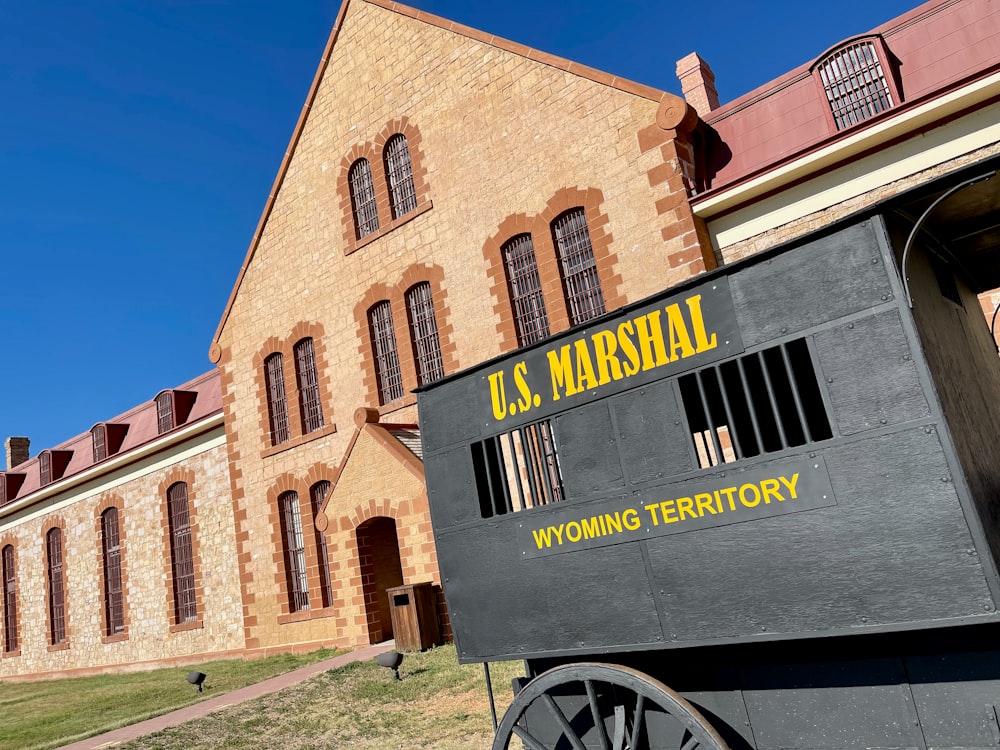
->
<box><xmin>262</xmin><ymin>423</ymin><xmax>338</xmax><ymax>459</ymax></box>
<box><xmin>170</xmin><ymin>619</ymin><xmax>204</xmax><ymax>634</ymax></box>
<box><xmin>2</xmin><ymin>648</ymin><xmax>21</xmax><ymax>659</ymax></box>
<box><xmin>277</xmin><ymin>606</ymin><xmax>338</xmax><ymax>625</ymax></box>
<box><xmin>101</xmin><ymin>632</ymin><xmax>129</xmax><ymax>644</ymax></box>
<box><xmin>47</xmin><ymin>641</ymin><xmax>70</xmax><ymax>652</ymax></box>
<box><xmin>346</xmin><ymin>201</ymin><xmax>433</xmax><ymax>255</ymax></box>
<box><xmin>378</xmin><ymin>394</ymin><xmax>417</xmax><ymax>417</ymax></box>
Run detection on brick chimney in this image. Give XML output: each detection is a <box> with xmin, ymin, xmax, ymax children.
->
<box><xmin>5</xmin><ymin>437</ymin><xmax>29</xmax><ymax>470</ymax></box>
<box><xmin>676</xmin><ymin>52</ymin><xmax>720</xmax><ymax>118</ymax></box>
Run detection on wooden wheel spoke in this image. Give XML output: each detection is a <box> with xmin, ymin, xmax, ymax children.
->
<box><xmin>512</xmin><ymin>724</ymin><xmax>549</xmax><ymax>750</ymax></box>
<box><xmin>681</xmin><ymin>733</ymin><xmax>702</xmax><ymax>750</ymax></box>
<box><xmin>542</xmin><ymin>693</ymin><xmax>588</xmax><ymax>750</ymax></box>
<box><xmin>627</xmin><ymin>693</ymin><xmax>645</xmax><ymax>748</ymax></box>
<box><xmin>584</xmin><ymin>679</ymin><xmax>611</xmax><ymax>750</ymax></box>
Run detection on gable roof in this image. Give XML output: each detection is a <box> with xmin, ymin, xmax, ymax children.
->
<box><xmin>209</xmin><ymin>0</ymin><xmax>674</xmax><ymax>362</ymax></box>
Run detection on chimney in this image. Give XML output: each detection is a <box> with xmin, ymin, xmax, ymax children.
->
<box><xmin>676</xmin><ymin>52</ymin><xmax>720</xmax><ymax>118</ymax></box>
<box><xmin>5</xmin><ymin>437</ymin><xmax>29</xmax><ymax>470</ymax></box>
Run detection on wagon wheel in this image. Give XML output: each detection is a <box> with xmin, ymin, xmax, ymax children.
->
<box><xmin>492</xmin><ymin>663</ymin><xmax>729</xmax><ymax>750</ymax></box>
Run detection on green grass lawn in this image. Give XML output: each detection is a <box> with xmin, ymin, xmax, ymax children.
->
<box><xmin>118</xmin><ymin>645</ymin><xmax>523</xmax><ymax>749</ymax></box>
<box><xmin>0</xmin><ymin>649</ymin><xmax>340</xmax><ymax>750</ymax></box>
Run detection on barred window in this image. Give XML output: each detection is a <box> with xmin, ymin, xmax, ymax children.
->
<box><xmin>2</xmin><ymin>544</ymin><xmax>17</xmax><ymax>652</ymax></box>
<box><xmin>92</xmin><ymin>424</ymin><xmax>107</xmax><ymax>463</ymax></box>
<box><xmin>817</xmin><ymin>39</ymin><xmax>894</xmax><ymax>131</ymax></box>
<box><xmin>553</xmin><ymin>208</ymin><xmax>606</xmax><ymax>325</ymax></box>
<box><xmin>472</xmin><ymin>419</ymin><xmax>563</xmax><ymax>518</ymax></box>
<box><xmin>679</xmin><ymin>338</ymin><xmax>833</xmax><ymax>469</ymax></box>
<box><xmin>406</xmin><ymin>282</ymin><xmax>445</xmax><ymax>385</ymax></box>
<box><xmin>279</xmin><ymin>491</ymin><xmax>309</xmax><ymax>612</ymax></box>
<box><xmin>39</xmin><ymin>451</ymin><xmax>52</xmax><ymax>486</ymax></box>
<box><xmin>156</xmin><ymin>392</ymin><xmax>174</xmax><ymax>435</ymax></box>
<box><xmin>167</xmin><ymin>483</ymin><xmax>197</xmax><ymax>624</ymax></box>
<box><xmin>504</xmin><ymin>233</ymin><xmax>550</xmax><ymax>346</ymax></box>
<box><xmin>349</xmin><ymin>159</ymin><xmax>379</xmax><ymax>239</ymax></box>
<box><xmin>264</xmin><ymin>353</ymin><xmax>290</xmax><ymax>445</ymax></box>
<box><xmin>384</xmin><ymin>134</ymin><xmax>418</xmax><ymax>219</ymax></box>
<box><xmin>369</xmin><ymin>301</ymin><xmax>404</xmax><ymax>404</ymax></box>
<box><xmin>294</xmin><ymin>338</ymin><xmax>325</xmax><ymax>434</ymax></box>
<box><xmin>101</xmin><ymin>508</ymin><xmax>125</xmax><ymax>636</ymax></box>
<box><xmin>47</xmin><ymin>528</ymin><xmax>66</xmax><ymax>645</ymax></box>
<box><xmin>310</xmin><ymin>481</ymin><xmax>335</xmax><ymax>609</ymax></box>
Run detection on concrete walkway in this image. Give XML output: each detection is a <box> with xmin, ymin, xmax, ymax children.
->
<box><xmin>59</xmin><ymin>642</ymin><xmax>396</xmax><ymax>749</ymax></box>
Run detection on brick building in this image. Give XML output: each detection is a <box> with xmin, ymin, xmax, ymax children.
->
<box><xmin>0</xmin><ymin>371</ymin><xmax>243</xmax><ymax>679</ymax></box>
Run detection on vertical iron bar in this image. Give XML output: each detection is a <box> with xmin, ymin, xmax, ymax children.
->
<box><xmin>533</xmin><ymin>423</ymin><xmax>557</xmax><ymax>505</ymax></box>
<box><xmin>694</xmin><ymin>371</ymin><xmax>724</xmax><ymax>465</ymax></box>
<box><xmin>480</xmin><ymin>437</ymin><xmax>499</xmax><ymax>516</ymax></box>
<box><xmin>780</xmin><ymin>343</ymin><xmax>812</xmax><ymax>442</ymax></box>
<box><xmin>758</xmin><ymin>351</ymin><xmax>788</xmax><ymax>449</ymax></box>
<box><xmin>483</xmin><ymin>662</ymin><xmax>498</xmax><ymax>732</ymax></box>
<box><xmin>713</xmin><ymin>366</ymin><xmax>743</xmax><ymax>460</ymax></box>
<box><xmin>736</xmin><ymin>358</ymin><xmax>764</xmax><ymax>453</ymax></box>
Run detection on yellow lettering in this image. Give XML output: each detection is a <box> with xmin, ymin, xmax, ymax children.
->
<box><xmin>552</xmin><ymin>524</ymin><xmax>564</xmax><ymax>545</ymax></box>
<box><xmin>617</xmin><ymin>321</ymin><xmax>641</xmax><ymax>377</ymax></box>
<box><xmin>676</xmin><ymin>496</ymin><xmax>697</xmax><ymax>520</ymax></box>
<box><xmin>664</xmin><ymin>303</ymin><xmax>695</xmax><ymax>361</ymax></box>
<box><xmin>720</xmin><ymin>487</ymin><xmax>738</xmax><ymax>511</ymax></box>
<box><xmin>532</xmin><ymin>527</ymin><xmax>555</xmax><ymax>549</ymax></box>
<box><xmin>592</xmin><ymin>330</ymin><xmax>622</xmax><ymax>386</ymax></box>
<box><xmin>635</xmin><ymin>312</ymin><xmax>668</xmax><ymax>371</ymax></box>
<box><xmin>604</xmin><ymin>512</ymin><xmax>623</xmax><ymax>535</ymax></box>
<box><xmin>739</xmin><ymin>483</ymin><xmax>761</xmax><ymax>507</ymax></box>
<box><xmin>488</xmin><ymin>371</ymin><xmax>507</xmax><ymax>421</ymax></box>
<box><xmin>779</xmin><ymin>474</ymin><xmax>800</xmax><ymax>499</ymax></box>
<box><xmin>623</xmin><ymin>508</ymin><xmax>641</xmax><ymax>530</ymax></box>
<box><xmin>644</xmin><ymin>503</ymin><xmax>661</xmax><ymax>526</ymax></box>
<box><xmin>686</xmin><ymin>294</ymin><xmax>718</xmax><ymax>353</ymax></box>
<box><xmin>713</xmin><ymin>490</ymin><xmax>723</xmax><ymax>513</ymax></box>
<box><xmin>574</xmin><ymin>339</ymin><xmax>599</xmax><ymax>392</ymax></box>
<box><xmin>660</xmin><ymin>499</ymin><xmax>679</xmax><ymax>524</ymax></box>
<box><xmin>566</xmin><ymin>521</ymin><xmax>582</xmax><ymax>543</ymax></box>
<box><xmin>513</xmin><ymin>361</ymin><xmax>531</xmax><ymax>413</ymax></box>
<box><xmin>760</xmin><ymin>478</ymin><xmax>783</xmax><ymax>505</ymax></box>
<box><xmin>547</xmin><ymin>346</ymin><xmax>577</xmax><ymax>402</ymax></box>
<box><xmin>695</xmin><ymin>492</ymin><xmax>717</xmax><ymax>516</ymax></box>
<box><xmin>581</xmin><ymin>516</ymin><xmax>602</xmax><ymax>540</ymax></box>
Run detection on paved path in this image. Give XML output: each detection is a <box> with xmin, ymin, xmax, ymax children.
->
<box><xmin>59</xmin><ymin>642</ymin><xmax>396</xmax><ymax>749</ymax></box>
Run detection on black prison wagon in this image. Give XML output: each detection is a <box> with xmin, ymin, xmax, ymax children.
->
<box><xmin>416</xmin><ymin>160</ymin><xmax>1000</xmax><ymax>749</ymax></box>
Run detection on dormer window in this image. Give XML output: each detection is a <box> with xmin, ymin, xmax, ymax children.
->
<box><xmin>813</xmin><ymin>36</ymin><xmax>900</xmax><ymax>131</ymax></box>
<box><xmin>0</xmin><ymin>474</ymin><xmax>25</xmax><ymax>506</ymax></box>
<box><xmin>92</xmin><ymin>423</ymin><xmax>128</xmax><ymax>463</ymax></box>
<box><xmin>38</xmin><ymin>451</ymin><xmax>72</xmax><ymax>486</ymax></box>
<box><xmin>154</xmin><ymin>390</ymin><xmax>197</xmax><ymax>435</ymax></box>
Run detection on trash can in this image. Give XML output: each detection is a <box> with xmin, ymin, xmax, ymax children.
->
<box><xmin>386</xmin><ymin>582</ymin><xmax>440</xmax><ymax>652</ymax></box>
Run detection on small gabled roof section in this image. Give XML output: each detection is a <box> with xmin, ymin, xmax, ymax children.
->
<box><xmin>209</xmin><ymin>0</ymin><xmax>686</xmax><ymax>363</ymax></box>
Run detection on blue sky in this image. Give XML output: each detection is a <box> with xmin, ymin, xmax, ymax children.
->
<box><xmin>0</xmin><ymin>0</ymin><xmax>917</xmax><ymax>457</ymax></box>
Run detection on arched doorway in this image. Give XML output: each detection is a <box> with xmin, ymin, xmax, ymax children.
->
<box><xmin>355</xmin><ymin>516</ymin><xmax>404</xmax><ymax>643</ymax></box>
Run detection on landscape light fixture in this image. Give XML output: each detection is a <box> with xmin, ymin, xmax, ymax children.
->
<box><xmin>187</xmin><ymin>671</ymin><xmax>207</xmax><ymax>693</ymax></box>
<box><xmin>376</xmin><ymin>650</ymin><xmax>404</xmax><ymax>681</ymax></box>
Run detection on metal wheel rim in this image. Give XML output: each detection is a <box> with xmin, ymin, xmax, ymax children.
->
<box><xmin>492</xmin><ymin>662</ymin><xmax>729</xmax><ymax>750</ymax></box>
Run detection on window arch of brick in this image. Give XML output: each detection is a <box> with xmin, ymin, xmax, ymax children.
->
<box><xmin>160</xmin><ymin>471</ymin><xmax>202</xmax><ymax>630</ymax></box>
<box><xmin>356</xmin><ymin>265</ymin><xmax>457</xmax><ymax>411</ymax></box>
<box><xmin>484</xmin><ymin>188</ymin><xmax>623</xmax><ymax>351</ymax></box>
<box><xmin>95</xmin><ymin>497</ymin><xmax>128</xmax><ymax>642</ymax></box>
<box><xmin>1</xmin><ymin>537</ymin><xmax>19</xmax><ymax>656</ymax></box>
<box><xmin>341</xmin><ymin>118</ymin><xmax>432</xmax><ymax>255</ymax></box>
<box><xmin>43</xmin><ymin>518</ymin><xmax>69</xmax><ymax>648</ymax></box>
<box><xmin>811</xmin><ymin>35</ymin><xmax>900</xmax><ymax>132</ymax></box>
<box><xmin>383</xmin><ymin>134</ymin><xmax>417</xmax><ymax>219</ymax></box>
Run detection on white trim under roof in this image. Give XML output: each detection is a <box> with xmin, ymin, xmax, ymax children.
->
<box><xmin>695</xmin><ymin>71</ymin><xmax>1000</xmax><ymax>251</ymax></box>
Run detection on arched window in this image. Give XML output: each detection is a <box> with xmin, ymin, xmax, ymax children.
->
<box><xmin>279</xmin><ymin>491</ymin><xmax>309</xmax><ymax>612</ymax></box>
<box><xmin>155</xmin><ymin>392</ymin><xmax>174</xmax><ymax>434</ymax></box>
<box><xmin>368</xmin><ymin>301</ymin><xmax>404</xmax><ymax>404</ymax></box>
<box><xmin>349</xmin><ymin>159</ymin><xmax>379</xmax><ymax>239</ymax></box>
<box><xmin>310</xmin><ymin>481</ymin><xmax>334</xmax><ymax>609</ymax></box>
<box><xmin>294</xmin><ymin>338</ymin><xmax>324</xmax><ymax>434</ymax></box>
<box><xmin>815</xmin><ymin>38</ymin><xmax>895</xmax><ymax>131</ymax></box>
<box><xmin>100</xmin><ymin>507</ymin><xmax>125</xmax><ymax>636</ymax></box>
<box><xmin>264</xmin><ymin>353</ymin><xmax>290</xmax><ymax>445</ymax></box>
<box><xmin>2</xmin><ymin>544</ymin><xmax>17</xmax><ymax>653</ymax></box>
<box><xmin>383</xmin><ymin>134</ymin><xmax>417</xmax><ymax>219</ymax></box>
<box><xmin>92</xmin><ymin>424</ymin><xmax>107</xmax><ymax>462</ymax></box>
<box><xmin>503</xmin><ymin>233</ymin><xmax>550</xmax><ymax>346</ymax></box>
<box><xmin>406</xmin><ymin>282</ymin><xmax>445</xmax><ymax>385</ymax></box>
<box><xmin>553</xmin><ymin>208</ymin><xmax>606</xmax><ymax>325</ymax></box>
<box><xmin>46</xmin><ymin>528</ymin><xmax>66</xmax><ymax>645</ymax></box>
<box><xmin>167</xmin><ymin>483</ymin><xmax>197</xmax><ymax>624</ymax></box>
